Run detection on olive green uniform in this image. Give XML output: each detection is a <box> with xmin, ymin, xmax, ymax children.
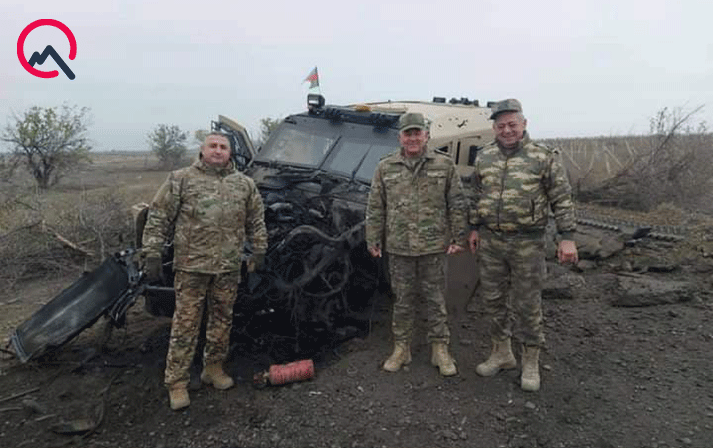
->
<box><xmin>366</xmin><ymin>150</ymin><xmax>467</xmax><ymax>343</ymax></box>
<box><xmin>470</xmin><ymin>132</ymin><xmax>575</xmax><ymax>346</ymax></box>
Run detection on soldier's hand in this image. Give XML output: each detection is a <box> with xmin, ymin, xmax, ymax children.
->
<box><xmin>143</xmin><ymin>256</ymin><xmax>163</xmax><ymax>283</ymax></box>
<box><xmin>248</xmin><ymin>253</ymin><xmax>266</xmax><ymax>273</ymax></box>
<box><xmin>446</xmin><ymin>244</ymin><xmax>464</xmax><ymax>255</ymax></box>
<box><xmin>468</xmin><ymin>230</ymin><xmax>480</xmax><ymax>253</ymax></box>
<box><xmin>557</xmin><ymin>240</ymin><xmax>578</xmax><ymax>264</ymax></box>
<box><xmin>368</xmin><ymin>245</ymin><xmax>382</xmax><ymax>258</ymax></box>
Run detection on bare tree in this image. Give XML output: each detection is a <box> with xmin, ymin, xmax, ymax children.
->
<box><xmin>577</xmin><ymin>105</ymin><xmax>712</xmax><ymax>211</ymax></box>
<box><xmin>147</xmin><ymin>124</ymin><xmax>188</xmax><ymax>169</ymax></box>
<box><xmin>1</xmin><ymin>104</ymin><xmax>92</xmax><ymax>189</ymax></box>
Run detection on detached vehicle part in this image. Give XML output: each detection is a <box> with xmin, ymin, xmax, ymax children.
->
<box><xmin>10</xmin><ymin>250</ymin><xmax>142</xmax><ymax>362</ymax></box>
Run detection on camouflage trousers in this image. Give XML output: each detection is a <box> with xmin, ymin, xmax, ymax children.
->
<box><xmin>388</xmin><ymin>253</ymin><xmax>450</xmax><ymax>344</ymax></box>
<box><xmin>478</xmin><ymin>229</ymin><xmax>546</xmax><ymax>347</ymax></box>
<box><xmin>164</xmin><ymin>270</ymin><xmax>240</xmax><ymax>386</ymax></box>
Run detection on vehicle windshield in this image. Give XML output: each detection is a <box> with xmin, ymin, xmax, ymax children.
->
<box><xmin>256</xmin><ymin>117</ymin><xmax>400</xmax><ymax>181</ymax></box>
<box><xmin>256</xmin><ymin>126</ymin><xmax>336</xmax><ymax>167</ymax></box>
<box><xmin>322</xmin><ymin>139</ymin><xmax>397</xmax><ymax>182</ymax></box>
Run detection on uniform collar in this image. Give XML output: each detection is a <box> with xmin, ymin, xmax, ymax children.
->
<box><xmin>397</xmin><ymin>147</ymin><xmax>433</xmax><ymax>163</ymax></box>
<box><xmin>194</xmin><ymin>158</ymin><xmax>236</xmax><ymax>176</ymax></box>
<box><xmin>497</xmin><ymin>131</ymin><xmax>531</xmax><ymax>157</ymax></box>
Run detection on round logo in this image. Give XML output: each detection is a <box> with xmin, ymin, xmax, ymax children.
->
<box><xmin>17</xmin><ymin>19</ymin><xmax>77</xmax><ymax>79</ymax></box>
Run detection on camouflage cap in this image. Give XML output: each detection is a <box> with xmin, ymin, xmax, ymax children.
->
<box><xmin>398</xmin><ymin>112</ymin><xmax>428</xmax><ymax>132</ymax></box>
<box><xmin>489</xmin><ymin>98</ymin><xmax>523</xmax><ymax>120</ymax></box>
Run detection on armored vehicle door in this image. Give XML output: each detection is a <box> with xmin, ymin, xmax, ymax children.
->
<box><xmin>212</xmin><ymin>115</ymin><xmax>256</xmax><ymax>171</ymax></box>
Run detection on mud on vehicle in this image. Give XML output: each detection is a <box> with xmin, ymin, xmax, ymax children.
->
<box><xmin>11</xmin><ymin>95</ymin><xmax>494</xmax><ymax>362</ymax></box>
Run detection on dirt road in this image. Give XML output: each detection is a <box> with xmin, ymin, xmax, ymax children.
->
<box><xmin>1</xmin><ymin>239</ymin><xmax>713</xmax><ymax>448</ymax></box>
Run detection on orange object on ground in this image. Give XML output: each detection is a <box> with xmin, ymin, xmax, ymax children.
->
<box><xmin>268</xmin><ymin>359</ymin><xmax>315</xmax><ymax>385</ymax></box>
<box><xmin>254</xmin><ymin>359</ymin><xmax>315</xmax><ymax>386</ymax></box>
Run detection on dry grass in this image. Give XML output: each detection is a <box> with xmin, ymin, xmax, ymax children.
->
<box><xmin>2</xmin><ymin>124</ymin><xmax>712</xmax><ymax>291</ymax></box>
<box><xmin>0</xmin><ymin>152</ymin><xmax>176</xmax><ymax>291</ymax></box>
<box><xmin>543</xmin><ymin>131</ymin><xmax>713</xmax><ymax>212</ymax></box>
<box><xmin>544</xmin><ymin>134</ymin><xmax>713</xmax><ymax>183</ymax></box>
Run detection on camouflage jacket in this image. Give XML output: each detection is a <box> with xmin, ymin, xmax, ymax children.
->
<box><xmin>142</xmin><ymin>159</ymin><xmax>268</xmax><ymax>273</ymax></box>
<box><xmin>469</xmin><ymin>132</ymin><xmax>576</xmax><ymax>238</ymax></box>
<box><xmin>366</xmin><ymin>148</ymin><xmax>468</xmax><ymax>256</ymax></box>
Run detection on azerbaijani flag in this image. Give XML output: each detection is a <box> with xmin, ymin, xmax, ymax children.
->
<box><xmin>303</xmin><ymin>67</ymin><xmax>319</xmax><ymax>89</ymax></box>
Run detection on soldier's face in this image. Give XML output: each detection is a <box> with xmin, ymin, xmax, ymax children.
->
<box><xmin>201</xmin><ymin>135</ymin><xmax>231</xmax><ymax>167</ymax></box>
<box><xmin>493</xmin><ymin>112</ymin><xmax>527</xmax><ymax>149</ymax></box>
<box><xmin>399</xmin><ymin>128</ymin><xmax>428</xmax><ymax>158</ymax></box>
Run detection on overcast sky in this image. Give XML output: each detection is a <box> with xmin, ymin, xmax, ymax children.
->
<box><xmin>1</xmin><ymin>0</ymin><xmax>711</xmax><ymax>152</ymax></box>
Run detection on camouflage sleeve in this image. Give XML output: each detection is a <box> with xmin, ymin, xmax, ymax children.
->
<box><xmin>245</xmin><ymin>178</ymin><xmax>268</xmax><ymax>254</ymax></box>
<box><xmin>467</xmin><ymin>160</ymin><xmax>483</xmax><ymax>228</ymax></box>
<box><xmin>446</xmin><ymin>162</ymin><xmax>468</xmax><ymax>245</ymax></box>
<box><xmin>141</xmin><ymin>172</ymin><xmax>182</xmax><ymax>259</ymax></box>
<box><xmin>365</xmin><ymin>164</ymin><xmax>386</xmax><ymax>249</ymax></box>
<box><xmin>546</xmin><ymin>149</ymin><xmax>576</xmax><ymax>238</ymax></box>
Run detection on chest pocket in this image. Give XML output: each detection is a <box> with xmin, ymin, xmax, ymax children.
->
<box><xmin>382</xmin><ymin>171</ymin><xmax>403</xmax><ymax>192</ymax></box>
<box><xmin>425</xmin><ymin>169</ymin><xmax>447</xmax><ymax>188</ymax></box>
<box><xmin>182</xmin><ymin>178</ymin><xmax>224</xmax><ymax>222</ymax></box>
<box><xmin>180</xmin><ymin>183</ymin><xmax>203</xmax><ymax>220</ymax></box>
<box><xmin>519</xmin><ymin>164</ymin><xmax>547</xmax><ymax>200</ymax></box>
<box><xmin>478</xmin><ymin>170</ymin><xmax>501</xmax><ymax>197</ymax></box>
<box><xmin>196</xmin><ymin>195</ymin><xmax>224</xmax><ymax>222</ymax></box>
<box><xmin>383</xmin><ymin>171</ymin><xmax>401</xmax><ymax>181</ymax></box>
<box><xmin>222</xmin><ymin>180</ymin><xmax>250</xmax><ymax>225</ymax></box>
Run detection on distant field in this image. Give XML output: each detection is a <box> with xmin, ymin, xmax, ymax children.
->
<box><xmin>542</xmin><ymin>133</ymin><xmax>713</xmax><ymax>186</ymax></box>
<box><xmin>60</xmin><ymin>150</ymin><xmax>199</xmax><ymax>193</ymax></box>
<box><xmin>0</xmin><ymin>151</ymin><xmax>198</xmax><ymax>287</ymax></box>
<box><xmin>2</xmin><ymin>135</ymin><xmax>712</xmax><ymax>287</ymax></box>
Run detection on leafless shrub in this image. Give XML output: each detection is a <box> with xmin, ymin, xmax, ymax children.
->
<box><xmin>0</xmin><ymin>189</ymin><xmax>134</xmax><ymax>290</ymax></box>
<box><xmin>552</xmin><ymin>106</ymin><xmax>713</xmax><ymax>212</ymax></box>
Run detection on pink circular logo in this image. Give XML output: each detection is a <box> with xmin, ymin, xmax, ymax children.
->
<box><xmin>17</xmin><ymin>19</ymin><xmax>77</xmax><ymax>79</ymax></box>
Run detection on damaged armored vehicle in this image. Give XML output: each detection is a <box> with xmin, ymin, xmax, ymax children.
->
<box><xmin>11</xmin><ymin>94</ymin><xmax>495</xmax><ymax>361</ymax></box>
<box><xmin>138</xmin><ymin>94</ymin><xmax>495</xmax><ymax>354</ymax></box>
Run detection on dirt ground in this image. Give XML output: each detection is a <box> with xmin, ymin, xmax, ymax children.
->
<box><xmin>2</xmin><ymin>226</ymin><xmax>713</xmax><ymax>448</ymax></box>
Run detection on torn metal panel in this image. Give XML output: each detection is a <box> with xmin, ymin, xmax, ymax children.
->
<box><xmin>10</xmin><ymin>251</ymin><xmax>140</xmax><ymax>362</ymax></box>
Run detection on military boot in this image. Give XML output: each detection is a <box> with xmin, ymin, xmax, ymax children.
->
<box><xmin>168</xmin><ymin>382</ymin><xmax>190</xmax><ymax>410</ymax></box>
<box><xmin>431</xmin><ymin>342</ymin><xmax>457</xmax><ymax>376</ymax></box>
<box><xmin>521</xmin><ymin>345</ymin><xmax>541</xmax><ymax>392</ymax></box>
<box><xmin>475</xmin><ymin>337</ymin><xmax>517</xmax><ymax>377</ymax></box>
<box><xmin>201</xmin><ymin>363</ymin><xmax>234</xmax><ymax>390</ymax></box>
<box><xmin>383</xmin><ymin>341</ymin><xmax>411</xmax><ymax>372</ymax></box>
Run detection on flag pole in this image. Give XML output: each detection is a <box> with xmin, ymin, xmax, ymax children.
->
<box><xmin>317</xmin><ymin>67</ymin><xmax>321</xmax><ymax>95</ymax></box>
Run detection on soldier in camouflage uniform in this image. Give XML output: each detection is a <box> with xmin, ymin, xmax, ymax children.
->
<box><xmin>142</xmin><ymin>132</ymin><xmax>268</xmax><ymax>410</ymax></box>
<box><xmin>468</xmin><ymin>99</ymin><xmax>578</xmax><ymax>392</ymax></box>
<box><xmin>366</xmin><ymin>112</ymin><xmax>468</xmax><ymax>377</ymax></box>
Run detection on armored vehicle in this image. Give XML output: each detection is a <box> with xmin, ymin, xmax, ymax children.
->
<box><xmin>161</xmin><ymin>94</ymin><xmax>494</xmax><ymax>354</ymax></box>
<box><xmin>11</xmin><ymin>95</ymin><xmax>494</xmax><ymax>362</ymax></box>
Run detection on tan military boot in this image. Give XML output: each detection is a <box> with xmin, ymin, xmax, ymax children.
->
<box><xmin>431</xmin><ymin>342</ymin><xmax>457</xmax><ymax>376</ymax></box>
<box><xmin>521</xmin><ymin>345</ymin><xmax>541</xmax><ymax>392</ymax></box>
<box><xmin>168</xmin><ymin>382</ymin><xmax>190</xmax><ymax>410</ymax></box>
<box><xmin>201</xmin><ymin>363</ymin><xmax>234</xmax><ymax>390</ymax></box>
<box><xmin>475</xmin><ymin>337</ymin><xmax>517</xmax><ymax>377</ymax></box>
<box><xmin>383</xmin><ymin>341</ymin><xmax>411</xmax><ymax>372</ymax></box>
